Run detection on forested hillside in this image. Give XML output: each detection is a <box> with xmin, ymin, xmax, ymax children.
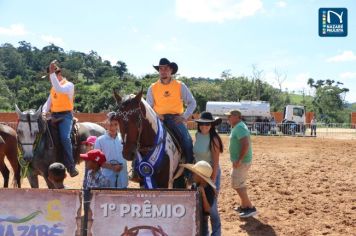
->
<box><xmin>0</xmin><ymin>42</ymin><xmax>353</xmax><ymax>123</ymax></box>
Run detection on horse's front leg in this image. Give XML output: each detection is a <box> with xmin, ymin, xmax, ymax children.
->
<box><xmin>44</xmin><ymin>175</ymin><xmax>55</xmax><ymax>189</ymax></box>
<box><xmin>0</xmin><ymin>161</ymin><xmax>10</xmax><ymax>188</ymax></box>
<box><xmin>27</xmin><ymin>173</ymin><xmax>39</xmax><ymax>188</ymax></box>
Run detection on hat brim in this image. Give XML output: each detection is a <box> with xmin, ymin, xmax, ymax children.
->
<box><xmin>80</xmin><ymin>154</ymin><xmax>103</xmax><ymax>166</ymax></box>
<box><xmin>195</xmin><ymin>117</ymin><xmax>222</xmax><ymax>126</ymax></box>
<box><xmin>180</xmin><ymin>164</ymin><xmax>216</xmax><ymax>189</ymax></box>
<box><xmin>153</xmin><ymin>62</ymin><xmax>178</xmax><ymax>75</ymax></box>
<box><xmin>224</xmin><ymin>111</ymin><xmax>241</xmax><ymax>116</ymax></box>
<box><xmin>80</xmin><ymin>153</ymin><xmax>90</xmax><ymax>160</ymax></box>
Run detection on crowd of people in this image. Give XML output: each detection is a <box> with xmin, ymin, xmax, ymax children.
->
<box><xmin>45</xmin><ymin>58</ymin><xmax>258</xmax><ymax>236</ymax></box>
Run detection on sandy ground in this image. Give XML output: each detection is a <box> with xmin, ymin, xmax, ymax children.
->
<box><xmin>1</xmin><ymin>136</ymin><xmax>355</xmax><ymax>235</ymax></box>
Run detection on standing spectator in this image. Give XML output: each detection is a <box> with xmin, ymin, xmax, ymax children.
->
<box><xmin>48</xmin><ymin>162</ymin><xmax>67</xmax><ymax>189</ymax></box>
<box><xmin>194</xmin><ymin>111</ymin><xmax>223</xmax><ymax>236</ymax></box>
<box><xmin>82</xmin><ymin>136</ymin><xmax>97</xmax><ymax>189</ymax></box>
<box><xmin>83</xmin><ymin>136</ymin><xmax>97</xmax><ymax>152</ymax></box>
<box><xmin>225</xmin><ymin>110</ymin><xmax>257</xmax><ymax>218</ymax></box>
<box><xmin>180</xmin><ymin>161</ymin><xmax>217</xmax><ymax>236</ymax></box>
<box><xmin>310</xmin><ymin>116</ymin><xmax>317</xmax><ymax>136</ymax></box>
<box><xmin>270</xmin><ymin>117</ymin><xmax>277</xmax><ymax>135</ymax></box>
<box><xmin>95</xmin><ymin>112</ymin><xmax>128</xmax><ymax>188</ymax></box>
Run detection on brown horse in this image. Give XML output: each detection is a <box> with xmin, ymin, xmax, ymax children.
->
<box><xmin>0</xmin><ymin>123</ymin><xmax>21</xmax><ymax>188</ymax></box>
<box><xmin>113</xmin><ymin>90</ymin><xmax>185</xmax><ymax>189</ymax></box>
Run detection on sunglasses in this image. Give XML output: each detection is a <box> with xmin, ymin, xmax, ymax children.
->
<box><xmin>198</xmin><ymin>123</ymin><xmax>211</xmax><ymax>126</ymax></box>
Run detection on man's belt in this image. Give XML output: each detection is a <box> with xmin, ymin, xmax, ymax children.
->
<box><xmin>51</xmin><ymin>111</ymin><xmax>72</xmax><ymax>115</ymax></box>
<box><xmin>163</xmin><ymin>114</ymin><xmax>182</xmax><ymax>118</ymax></box>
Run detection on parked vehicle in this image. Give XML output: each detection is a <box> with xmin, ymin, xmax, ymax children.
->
<box><xmin>206</xmin><ymin>101</ymin><xmax>306</xmax><ymax>135</ymax></box>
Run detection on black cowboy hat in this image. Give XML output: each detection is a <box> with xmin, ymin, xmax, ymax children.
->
<box><xmin>195</xmin><ymin>111</ymin><xmax>222</xmax><ymax>126</ymax></box>
<box><xmin>153</xmin><ymin>58</ymin><xmax>178</xmax><ymax>75</ymax></box>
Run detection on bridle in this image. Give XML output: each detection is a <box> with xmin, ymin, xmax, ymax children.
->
<box><xmin>115</xmin><ymin>102</ymin><xmax>161</xmax><ymax>153</ymax></box>
<box><xmin>17</xmin><ymin>113</ymin><xmax>53</xmax><ymax>154</ymax></box>
<box><xmin>116</xmin><ymin>103</ymin><xmax>144</xmax><ymax>150</ymax></box>
<box><xmin>17</xmin><ymin>114</ymin><xmax>43</xmax><ymax>147</ymax></box>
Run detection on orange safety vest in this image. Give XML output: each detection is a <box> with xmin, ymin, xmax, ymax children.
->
<box><xmin>151</xmin><ymin>79</ymin><xmax>183</xmax><ymax>115</ymax></box>
<box><xmin>50</xmin><ymin>79</ymin><xmax>74</xmax><ymax>112</ymax></box>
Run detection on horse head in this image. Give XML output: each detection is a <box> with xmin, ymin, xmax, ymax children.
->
<box><xmin>15</xmin><ymin>105</ymin><xmax>46</xmax><ymax>161</ymax></box>
<box><xmin>113</xmin><ymin>90</ymin><xmax>145</xmax><ymax>161</ymax></box>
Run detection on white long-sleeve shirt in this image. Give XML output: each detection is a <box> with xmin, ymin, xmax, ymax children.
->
<box><xmin>43</xmin><ymin>73</ymin><xmax>74</xmax><ymax>113</ymax></box>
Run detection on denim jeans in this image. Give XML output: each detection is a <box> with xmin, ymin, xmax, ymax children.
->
<box><xmin>163</xmin><ymin>115</ymin><xmax>194</xmax><ymax>164</ymax></box>
<box><xmin>201</xmin><ymin>167</ymin><xmax>221</xmax><ymax>236</ymax></box>
<box><xmin>52</xmin><ymin>112</ymin><xmax>75</xmax><ymax>170</ymax></box>
<box><xmin>210</xmin><ymin>168</ymin><xmax>221</xmax><ymax>236</ymax></box>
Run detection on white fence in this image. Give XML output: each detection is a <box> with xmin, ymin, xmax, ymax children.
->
<box><xmin>188</xmin><ymin>122</ymin><xmax>356</xmax><ymax>139</ymax></box>
<box><xmin>4</xmin><ymin>121</ymin><xmax>356</xmax><ymax>139</ymax></box>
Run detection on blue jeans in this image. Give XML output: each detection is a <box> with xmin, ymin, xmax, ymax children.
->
<box><xmin>202</xmin><ymin>199</ymin><xmax>221</xmax><ymax>236</ymax></box>
<box><xmin>52</xmin><ymin>112</ymin><xmax>75</xmax><ymax>170</ymax></box>
<box><xmin>203</xmin><ymin>168</ymin><xmax>221</xmax><ymax>236</ymax></box>
<box><xmin>163</xmin><ymin>115</ymin><xmax>194</xmax><ymax>164</ymax></box>
<box><xmin>210</xmin><ymin>168</ymin><xmax>221</xmax><ymax>235</ymax></box>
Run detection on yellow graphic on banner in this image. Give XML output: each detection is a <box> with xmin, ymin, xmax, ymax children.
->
<box><xmin>45</xmin><ymin>199</ymin><xmax>63</xmax><ymax>221</ymax></box>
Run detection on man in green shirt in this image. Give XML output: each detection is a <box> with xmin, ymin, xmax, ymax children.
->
<box><xmin>226</xmin><ymin>110</ymin><xmax>257</xmax><ymax>218</ymax></box>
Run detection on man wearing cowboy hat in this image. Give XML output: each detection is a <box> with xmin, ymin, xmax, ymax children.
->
<box><xmin>147</xmin><ymin>58</ymin><xmax>196</xmax><ymax>167</ymax></box>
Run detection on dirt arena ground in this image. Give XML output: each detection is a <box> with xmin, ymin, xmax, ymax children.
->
<box><xmin>1</xmin><ymin>136</ymin><xmax>355</xmax><ymax>235</ymax></box>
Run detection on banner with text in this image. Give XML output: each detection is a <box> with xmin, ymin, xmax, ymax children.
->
<box><xmin>89</xmin><ymin>189</ymin><xmax>200</xmax><ymax>236</ymax></box>
<box><xmin>0</xmin><ymin>189</ymin><xmax>81</xmax><ymax>236</ymax></box>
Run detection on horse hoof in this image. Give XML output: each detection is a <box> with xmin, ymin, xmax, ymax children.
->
<box><xmin>68</xmin><ymin>167</ymin><xmax>79</xmax><ymax>177</ymax></box>
<box><xmin>129</xmin><ymin>176</ymin><xmax>142</xmax><ymax>183</ymax></box>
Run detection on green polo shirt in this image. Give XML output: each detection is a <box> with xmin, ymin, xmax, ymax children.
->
<box><xmin>229</xmin><ymin>121</ymin><xmax>252</xmax><ymax>163</ymax></box>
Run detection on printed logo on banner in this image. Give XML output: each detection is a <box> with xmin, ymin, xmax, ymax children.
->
<box><xmin>319</xmin><ymin>8</ymin><xmax>348</xmax><ymax>37</ymax></box>
<box><xmin>90</xmin><ymin>190</ymin><xmax>200</xmax><ymax>236</ymax></box>
<box><xmin>0</xmin><ymin>200</ymin><xmax>64</xmax><ymax>235</ymax></box>
<box><xmin>0</xmin><ymin>189</ymin><xmax>81</xmax><ymax>236</ymax></box>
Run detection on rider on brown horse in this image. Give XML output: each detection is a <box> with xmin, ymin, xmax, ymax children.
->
<box><xmin>146</xmin><ymin>58</ymin><xmax>196</xmax><ymax>176</ymax></box>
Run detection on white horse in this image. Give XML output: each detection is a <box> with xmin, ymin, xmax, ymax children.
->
<box><xmin>15</xmin><ymin>105</ymin><xmax>105</xmax><ymax>188</ymax></box>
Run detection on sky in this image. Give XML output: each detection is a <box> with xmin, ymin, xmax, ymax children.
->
<box><xmin>1</xmin><ymin>0</ymin><xmax>355</xmax><ymax>102</ymax></box>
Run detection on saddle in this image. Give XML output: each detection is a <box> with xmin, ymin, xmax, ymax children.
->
<box><xmin>162</xmin><ymin>124</ymin><xmax>183</xmax><ymax>159</ymax></box>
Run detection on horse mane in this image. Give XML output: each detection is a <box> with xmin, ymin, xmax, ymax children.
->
<box><xmin>140</xmin><ymin>98</ymin><xmax>158</xmax><ymax>133</ymax></box>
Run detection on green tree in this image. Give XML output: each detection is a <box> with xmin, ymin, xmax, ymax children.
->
<box><xmin>0</xmin><ymin>76</ymin><xmax>13</xmax><ymax>111</ymax></box>
<box><xmin>307</xmin><ymin>78</ymin><xmax>349</xmax><ymax>123</ymax></box>
<box><xmin>114</xmin><ymin>61</ymin><xmax>128</xmax><ymax>79</ymax></box>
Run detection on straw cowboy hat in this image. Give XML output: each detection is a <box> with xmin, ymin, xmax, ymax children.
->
<box><xmin>195</xmin><ymin>111</ymin><xmax>222</xmax><ymax>126</ymax></box>
<box><xmin>153</xmin><ymin>58</ymin><xmax>178</xmax><ymax>75</ymax></box>
<box><xmin>180</xmin><ymin>161</ymin><xmax>216</xmax><ymax>189</ymax></box>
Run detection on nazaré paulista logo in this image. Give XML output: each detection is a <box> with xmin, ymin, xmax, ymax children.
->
<box><xmin>319</xmin><ymin>8</ymin><xmax>348</xmax><ymax>37</ymax></box>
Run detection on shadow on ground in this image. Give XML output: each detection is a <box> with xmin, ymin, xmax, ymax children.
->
<box><xmin>240</xmin><ymin>217</ymin><xmax>277</xmax><ymax>236</ymax></box>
